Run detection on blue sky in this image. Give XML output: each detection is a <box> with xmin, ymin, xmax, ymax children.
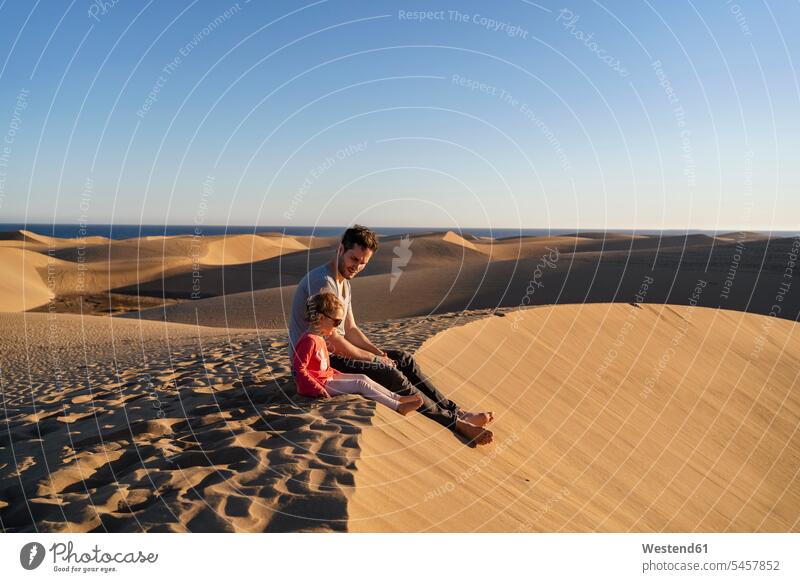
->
<box><xmin>0</xmin><ymin>0</ymin><xmax>797</xmax><ymax>230</ymax></box>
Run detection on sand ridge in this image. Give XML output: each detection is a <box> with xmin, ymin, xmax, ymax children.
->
<box><xmin>350</xmin><ymin>304</ymin><xmax>800</xmax><ymax>532</ymax></box>
<box><xmin>0</xmin><ymin>247</ymin><xmax>57</xmax><ymax>311</ymax></box>
<box><xmin>4</xmin><ymin>228</ymin><xmax>797</xmax><ymax>327</ymax></box>
<box><xmin>0</xmin><ymin>230</ymin><xmax>311</xmax><ymax>312</ymax></box>
<box><xmin>126</xmin><ymin>231</ymin><xmax>800</xmax><ymax>330</ymax></box>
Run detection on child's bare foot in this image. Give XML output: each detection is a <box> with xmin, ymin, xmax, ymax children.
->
<box><xmin>458</xmin><ymin>410</ymin><xmax>494</xmax><ymax>427</ymax></box>
<box><xmin>398</xmin><ymin>394</ymin><xmax>423</xmax><ymax>405</ymax></box>
<box><xmin>455</xmin><ymin>419</ymin><xmax>493</xmax><ymax>445</ymax></box>
<box><xmin>397</xmin><ymin>397</ymin><xmax>422</xmax><ymax>415</ymax></box>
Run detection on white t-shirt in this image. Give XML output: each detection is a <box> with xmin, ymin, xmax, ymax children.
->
<box><xmin>288</xmin><ymin>263</ymin><xmax>352</xmax><ymax>359</ymax></box>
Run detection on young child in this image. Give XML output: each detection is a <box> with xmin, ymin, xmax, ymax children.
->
<box><xmin>292</xmin><ymin>292</ymin><xmax>423</xmax><ymax>415</ymax></box>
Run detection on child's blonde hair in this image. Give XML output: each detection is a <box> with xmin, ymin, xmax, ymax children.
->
<box><xmin>305</xmin><ymin>291</ymin><xmax>343</xmax><ymax>324</ymax></box>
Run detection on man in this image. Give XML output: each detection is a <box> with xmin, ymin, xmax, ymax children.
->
<box><xmin>288</xmin><ymin>225</ymin><xmax>493</xmax><ymax>446</ymax></box>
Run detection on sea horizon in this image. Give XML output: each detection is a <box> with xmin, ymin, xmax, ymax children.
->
<box><xmin>1</xmin><ymin>223</ymin><xmax>798</xmax><ymax>241</ymax></box>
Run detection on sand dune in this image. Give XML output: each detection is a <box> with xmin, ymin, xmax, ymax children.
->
<box><xmin>714</xmin><ymin>231</ymin><xmax>773</xmax><ymax>242</ymax></box>
<box><xmin>49</xmin><ymin>232</ymin><xmax>307</xmax><ymax>267</ymax></box>
<box><xmin>0</xmin><ymin>247</ymin><xmax>56</xmax><ymax>310</ymax></box>
<box><xmin>560</xmin><ymin>231</ymin><xmax>652</xmax><ymax>240</ymax></box>
<box><xmin>121</xmin><ymin>231</ymin><xmax>492</xmax><ymax>301</ymax></box>
<box><xmin>1</xmin><ymin>300</ymin><xmax>797</xmax><ymax>532</ymax></box>
<box><xmin>128</xmin><ymin>232</ymin><xmax>800</xmax><ymax>329</ymax></box>
<box><xmin>201</xmin><ymin>234</ymin><xmax>307</xmax><ymax>266</ymax></box>
<box><xmin>0</xmin><ymin>312</ymin><xmax>366</xmax><ymax>532</ymax></box>
<box><xmin>440</xmin><ymin>230</ymin><xmax>480</xmax><ymax>252</ymax></box>
<box><xmin>0</xmin><ymin>229</ymin><xmax>110</xmax><ymax>248</ymax></box>
<box><xmin>1</xmin><ymin>228</ymin><xmax>798</xmax><ymax>532</ymax></box>
<box><xmin>0</xmin><ymin>308</ymin><xmax>493</xmax><ymax>532</ymax></box>
<box><xmin>350</xmin><ymin>304</ymin><xmax>800</xmax><ymax>532</ymax></box>
<box><xmin>0</xmin><ymin>231</ymin><xmax>312</xmax><ymax>313</ymax></box>
<box><xmin>7</xmin><ymin>228</ymin><xmax>794</xmax><ymax>325</ymax></box>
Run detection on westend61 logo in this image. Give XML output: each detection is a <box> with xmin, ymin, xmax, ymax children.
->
<box><xmin>20</xmin><ymin>542</ymin><xmax>46</xmax><ymax>570</ymax></box>
<box><xmin>19</xmin><ymin>541</ymin><xmax>158</xmax><ymax>573</ymax></box>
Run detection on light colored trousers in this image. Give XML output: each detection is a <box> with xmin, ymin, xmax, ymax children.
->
<box><xmin>325</xmin><ymin>373</ymin><xmax>400</xmax><ymax>410</ymax></box>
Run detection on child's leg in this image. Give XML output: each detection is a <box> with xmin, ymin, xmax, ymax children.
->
<box><xmin>325</xmin><ymin>374</ymin><xmax>399</xmax><ymax>410</ymax></box>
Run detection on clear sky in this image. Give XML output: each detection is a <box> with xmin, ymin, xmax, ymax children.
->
<box><xmin>0</xmin><ymin>0</ymin><xmax>797</xmax><ymax>231</ymax></box>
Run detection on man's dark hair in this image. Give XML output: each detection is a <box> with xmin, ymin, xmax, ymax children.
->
<box><xmin>341</xmin><ymin>224</ymin><xmax>378</xmax><ymax>252</ymax></box>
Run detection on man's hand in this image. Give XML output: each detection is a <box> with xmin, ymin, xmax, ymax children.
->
<box><xmin>375</xmin><ymin>354</ymin><xmax>396</xmax><ymax>368</ymax></box>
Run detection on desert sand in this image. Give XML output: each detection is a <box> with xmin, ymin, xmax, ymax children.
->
<box><xmin>0</xmin><ymin>229</ymin><xmax>315</xmax><ymax>314</ymax></box>
<box><xmin>122</xmin><ymin>229</ymin><xmax>800</xmax><ymax>329</ymax></box>
<box><xmin>0</xmin><ymin>228</ymin><xmax>797</xmax><ymax>531</ymax></box>
<box><xmin>350</xmin><ymin>304</ymin><xmax>800</xmax><ymax>532</ymax></box>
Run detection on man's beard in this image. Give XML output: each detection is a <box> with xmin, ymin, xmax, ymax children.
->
<box><xmin>339</xmin><ymin>261</ymin><xmax>357</xmax><ymax>279</ymax></box>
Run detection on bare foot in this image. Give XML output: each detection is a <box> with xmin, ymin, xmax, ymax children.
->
<box><xmin>397</xmin><ymin>397</ymin><xmax>422</xmax><ymax>415</ymax></box>
<box><xmin>455</xmin><ymin>419</ymin><xmax>493</xmax><ymax>445</ymax></box>
<box><xmin>398</xmin><ymin>394</ymin><xmax>423</xmax><ymax>405</ymax></box>
<box><xmin>458</xmin><ymin>410</ymin><xmax>494</xmax><ymax>427</ymax></box>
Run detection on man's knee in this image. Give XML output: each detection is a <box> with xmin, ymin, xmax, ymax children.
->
<box><xmin>387</xmin><ymin>349</ymin><xmax>414</xmax><ymax>364</ymax></box>
<box><xmin>375</xmin><ymin>367</ymin><xmax>410</xmax><ymax>392</ymax></box>
<box><xmin>386</xmin><ymin>366</ymin><xmax>408</xmax><ymax>383</ymax></box>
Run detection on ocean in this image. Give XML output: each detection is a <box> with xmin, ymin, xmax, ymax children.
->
<box><xmin>0</xmin><ymin>223</ymin><xmax>796</xmax><ymax>241</ymax></box>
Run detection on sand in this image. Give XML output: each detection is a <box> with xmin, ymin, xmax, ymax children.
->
<box><xmin>0</xmin><ymin>311</ymin><xmax>360</xmax><ymax>532</ymax></box>
<box><xmin>0</xmin><ymin>227</ymin><xmax>798</xmax><ymax>532</ymax></box>
<box><xmin>0</xmin><ymin>247</ymin><xmax>56</xmax><ymax>311</ymax></box>
<box><xmin>121</xmin><ymin>230</ymin><xmax>800</xmax><ymax>328</ymax></box>
<box><xmin>2</xmin><ymin>227</ymin><xmax>795</xmax><ymax>325</ymax></box>
<box><xmin>0</xmin><ymin>308</ymin><xmax>494</xmax><ymax>532</ymax></box>
<box><xmin>0</xmin><ymin>230</ymin><xmax>309</xmax><ymax>312</ymax></box>
<box><xmin>349</xmin><ymin>304</ymin><xmax>800</xmax><ymax>531</ymax></box>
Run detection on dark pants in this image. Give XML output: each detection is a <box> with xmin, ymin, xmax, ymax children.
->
<box><xmin>329</xmin><ymin>349</ymin><xmax>459</xmax><ymax>429</ymax></box>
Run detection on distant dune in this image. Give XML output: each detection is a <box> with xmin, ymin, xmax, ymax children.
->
<box><xmin>2</xmin><ymin>228</ymin><xmax>796</xmax><ymax>325</ymax></box>
<box><xmin>118</xmin><ymin>230</ymin><xmax>799</xmax><ymax>328</ymax></box>
<box><xmin>0</xmin><ymin>230</ymin><xmax>313</xmax><ymax>314</ymax></box>
<box><xmin>0</xmin><ymin>247</ymin><xmax>55</xmax><ymax>310</ymax></box>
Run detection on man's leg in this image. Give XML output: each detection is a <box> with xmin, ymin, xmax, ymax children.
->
<box><xmin>385</xmin><ymin>349</ymin><xmax>495</xmax><ymax>428</ymax></box>
<box><xmin>329</xmin><ymin>355</ymin><xmax>457</xmax><ymax>429</ymax></box>
<box><xmin>384</xmin><ymin>349</ymin><xmax>459</xmax><ymax>413</ymax></box>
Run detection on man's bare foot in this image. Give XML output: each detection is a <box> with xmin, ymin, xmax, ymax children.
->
<box><xmin>458</xmin><ymin>410</ymin><xmax>494</xmax><ymax>427</ymax></box>
<box><xmin>455</xmin><ymin>419</ymin><xmax>493</xmax><ymax>445</ymax></box>
<box><xmin>397</xmin><ymin>397</ymin><xmax>422</xmax><ymax>415</ymax></box>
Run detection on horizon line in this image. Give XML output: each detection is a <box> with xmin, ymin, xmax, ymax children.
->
<box><xmin>0</xmin><ymin>222</ymin><xmax>798</xmax><ymax>233</ymax></box>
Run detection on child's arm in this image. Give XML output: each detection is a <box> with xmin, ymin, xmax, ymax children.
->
<box><xmin>292</xmin><ymin>336</ymin><xmax>331</xmax><ymax>398</ymax></box>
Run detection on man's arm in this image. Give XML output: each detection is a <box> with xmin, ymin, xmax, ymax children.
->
<box><xmin>342</xmin><ymin>302</ymin><xmax>383</xmax><ymax>355</ymax></box>
<box><xmin>326</xmin><ymin>331</ymin><xmax>376</xmax><ymax>361</ymax></box>
<box><xmin>332</xmin><ymin>301</ymin><xmax>395</xmax><ymax>366</ymax></box>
